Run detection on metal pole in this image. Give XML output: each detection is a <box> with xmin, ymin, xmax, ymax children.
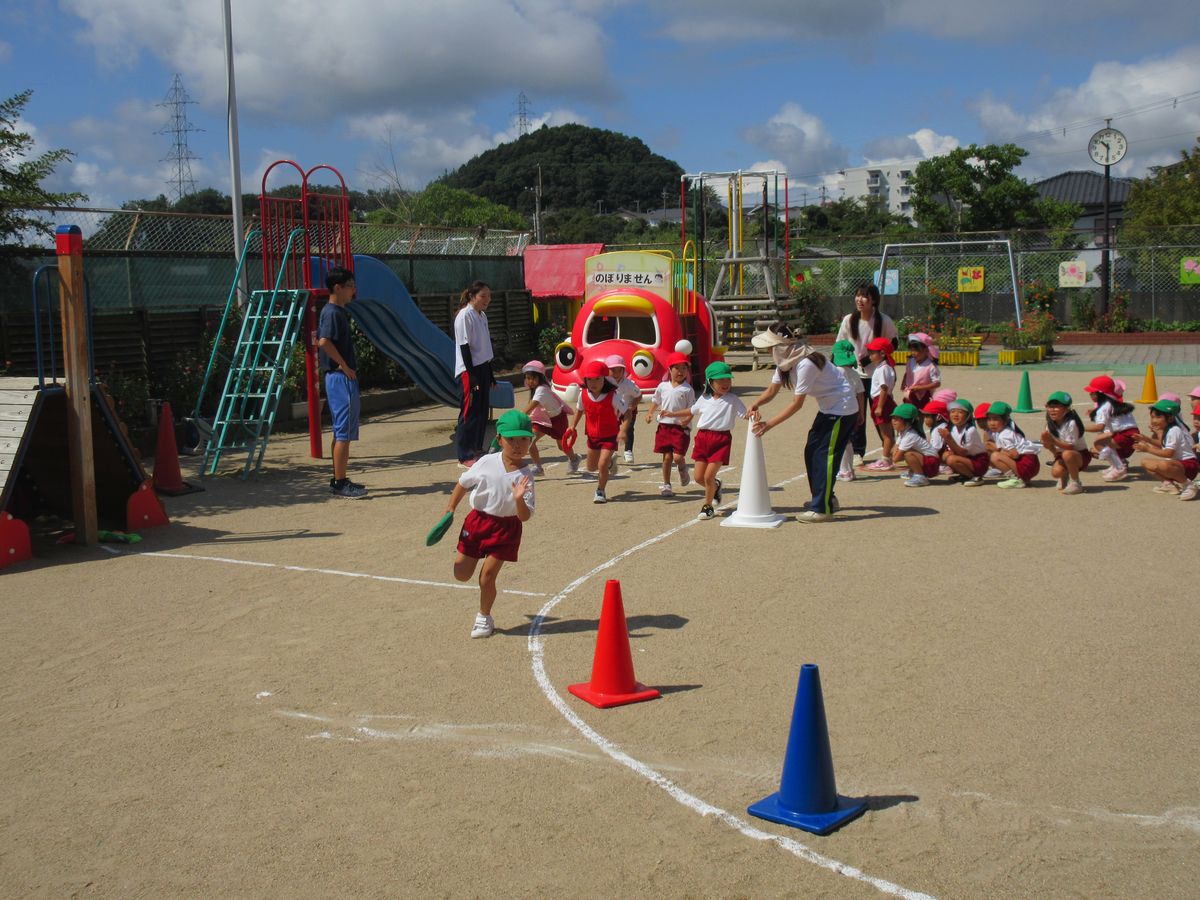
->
<box><xmin>1101</xmin><ymin>162</ymin><xmax>1111</xmax><ymax>317</ymax></box>
<box><xmin>222</xmin><ymin>0</ymin><xmax>247</xmax><ymax>304</ymax></box>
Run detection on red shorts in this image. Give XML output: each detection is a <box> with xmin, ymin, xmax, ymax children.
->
<box><xmin>653</xmin><ymin>423</ymin><xmax>690</xmax><ymax>456</ymax></box>
<box><xmin>587</xmin><ymin>434</ymin><xmax>618</xmax><ymax>452</ymax></box>
<box><xmin>968</xmin><ymin>453</ymin><xmax>990</xmax><ymax>477</ymax></box>
<box><xmin>871</xmin><ymin>394</ymin><xmax>896</xmax><ymax>426</ymax></box>
<box><xmin>457</xmin><ymin>509</ymin><xmax>522</xmax><ymax>563</ymax></box>
<box><xmin>692</xmin><ymin>428</ymin><xmax>733</xmax><ymax>464</ymax></box>
<box><xmin>1053</xmin><ymin>449</ymin><xmax>1092</xmax><ymax>470</ymax></box>
<box><xmin>1110</xmin><ymin>428</ymin><xmax>1139</xmax><ymax>459</ymax></box>
<box><xmin>533</xmin><ymin>410</ymin><xmax>569</xmax><ymax>441</ymax></box>
<box><xmin>1180</xmin><ymin>457</ymin><xmax>1199</xmax><ymax>480</ymax></box>
<box><xmin>1014</xmin><ymin>453</ymin><xmax>1040</xmax><ymax>483</ymax></box>
<box><xmin>919</xmin><ymin>455</ymin><xmax>940</xmax><ymax>478</ymax></box>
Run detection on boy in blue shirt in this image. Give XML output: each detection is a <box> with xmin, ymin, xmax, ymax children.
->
<box><xmin>317</xmin><ymin>267</ymin><xmax>368</xmax><ymax>498</ymax></box>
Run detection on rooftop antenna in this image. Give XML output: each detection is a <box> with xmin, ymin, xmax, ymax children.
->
<box><xmin>157</xmin><ymin>73</ymin><xmax>203</xmax><ymax>201</ymax></box>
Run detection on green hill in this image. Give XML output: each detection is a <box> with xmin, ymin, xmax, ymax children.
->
<box><xmin>437</xmin><ymin>123</ymin><xmax>684</xmax><ymax>214</ymax></box>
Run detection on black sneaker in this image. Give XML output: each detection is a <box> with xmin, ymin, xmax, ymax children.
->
<box><xmin>330</xmin><ymin>479</ymin><xmax>368</xmax><ymax>499</ymax></box>
<box><xmin>697</xmin><ymin>504</ymin><xmax>715</xmax><ymax>520</ymax></box>
<box><xmin>713</xmin><ymin>478</ymin><xmax>723</xmax><ymax>504</ymax></box>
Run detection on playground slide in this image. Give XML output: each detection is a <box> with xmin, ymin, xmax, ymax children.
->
<box><xmin>344</xmin><ymin>254</ymin><xmax>460</xmax><ymax>408</ymax></box>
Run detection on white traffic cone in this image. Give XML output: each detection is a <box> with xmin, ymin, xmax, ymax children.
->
<box><xmin>722</xmin><ymin>419</ymin><xmax>785</xmax><ymax>529</ymax></box>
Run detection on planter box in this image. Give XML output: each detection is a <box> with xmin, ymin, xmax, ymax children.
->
<box><xmin>892</xmin><ymin>347</ymin><xmax>978</xmax><ymax>366</ymax></box>
<box><xmin>998</xmin><ymin>347</ymin><xmax>1042</xmax><ymax>365</ymax></box>
<box><xmin>1055</xmin><ymin>332</ymin><xmax>1200</xmax><ymax>345</ymax></box>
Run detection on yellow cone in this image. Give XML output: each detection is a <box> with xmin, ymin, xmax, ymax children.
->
<box><xmin>1137</xmin><ymin>364</ymin><xmax>1158</xmax><ymax>404</ymax></box>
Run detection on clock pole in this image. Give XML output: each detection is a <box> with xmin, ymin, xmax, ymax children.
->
<box><xmin>1101</xmin><ymin>119</ymin><xmax>1112</xmax><ymax>317</ymax></box>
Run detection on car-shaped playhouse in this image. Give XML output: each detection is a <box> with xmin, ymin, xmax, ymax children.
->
<box><xmin>551</xmin><ymin>250</ymin><xmax>723</xmax><ymax>396</ymax></box>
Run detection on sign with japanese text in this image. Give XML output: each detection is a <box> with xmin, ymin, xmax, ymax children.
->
<box><xmin>585</xmin><ymin>250</ymin><xmax>671</xmax><ymax>302</ymax></box>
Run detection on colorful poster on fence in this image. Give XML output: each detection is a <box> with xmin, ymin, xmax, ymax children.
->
<box><xmin>1182</xmin><ymin>258</ymin><xmax>1200</xmax><ymax>285</ymax></box>
<box><xmin>873</xmin><ymin>268</ymin><xmax>899</xmax><ymax>295</ymax></box>
<box><xmin>1058</xmin><ymin>260</ymin><xmax>1087</xmax><ymax>288</ymax></box>
<box><xmin>957</xmin><ymin>267</ymin><xmax>984</xmax><ymax>292</ymax></box>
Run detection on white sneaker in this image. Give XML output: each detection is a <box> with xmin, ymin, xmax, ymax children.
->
<box><xmin>470</xmin><ymin>613</ymin><xmax>494</xmax><ymax>639</ymax></box>
<box><xmin>623</xmin><ymin>450</ymin><xmax>634</xmax><ymax>463</ymax></box>
<box><xmin>593</xmin><ymin>489</ymin><xmax>607</xmax><ymax>504</ymax></box>
<box><xmin>963</xmin><ymin>477</ymin><xmax>985</xmax><ymax>487</ymax></box>
<box><xmin>798</xmin><ymin>510</ymin><xmax>832</xmax><ymax>523</ymax></box>
<box><xmin>852</xmin><ymin>454</ymin><xmax>865</xmax><ymax>468</ymax></box>
<box><xmin>938</xmin><ymin>465</ymin><xmax>953</xmax><ymax>476</ymax></box>
<box><xmin>1102</xmin><ymin>467</ymin><xmax>1128</xmax><ymax>482</ymax></box>
<box><xmin>567</xmin><ymin>454</ymin><xmax>581</xmax><ymax>474</ymax></box>
<box><xmin>697</xmin><ymin>504</ymin><xmax>715</xmax><ymax>520</ymax></box>
<box><xmin>530</xmin><ymin>464</ymin><xmax>545</xmax><ymax>476</ymax></box>
<box><xmin>1061</xmin><ymin>480</ymin><xmax>1083</xmax><ymax>495</ymax></box>
<box><xmin>997</xmin><ymin>477</ymin><xmax>1026</xmax><ymax>489</ymax></box>
<box><xmin>1153</xmin><ymin>481</ymin><xmax>1181</xmax><ymax>494</ymax></box>
<box><xmin>904</xmin><ymin>474</ymin><xmax>930</xmax><ymax>487</ymax></box>
<box><xmin>983</xmin><ymin>467</ymin><xmax>1004</xmax><ymax>480</ymax></box>
<box><xmin>658</xmin><ymin>483</ymin><xmax>673</xmax><ymax>497</ymax></box>
<box><xmin>1180</xmin><ymin>481</ymin><xmax>1199</xmax><ymax>501</ymax></box>
<box><xmin>836</xmin><ymin>470</ymin><xmax>855</xmax><ymax>482</ymax></box>
<box><xmin>678</xmin><ymin>465</ymin><xmax>691</xmax><ymax>487</ymax></box>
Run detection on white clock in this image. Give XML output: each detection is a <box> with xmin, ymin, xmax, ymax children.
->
<box><xmin>1088</xmin><ymin>128</ymin><xmax>1127</xmax><ymax>166</ymax></box>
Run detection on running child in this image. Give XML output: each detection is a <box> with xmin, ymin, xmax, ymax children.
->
<box><xmin>1040</xmin><ymin>391</ymin><xmax>1090</xmax><ymax>495</ymax></box>
<box><xmin>941</xmin><ymin>398</ymin><xmax>990</xmax><ymax>486</ymax></box>
<box><xmin>606</xmin><ymin>355</ymin><xmax>642</xmax><ymax>464</ymax></box>
<box><xmin>445</xmin><ymin>409</ymin><xmax>535</xmax><ymax>639</ymax></box>
<box><xmin>521</xmin><ymin>360</ymin><xmax>579</xmax><ymax>476</ymax></box>
<box><xmin>644</xmin><ymin>351</ymin><xmax>695</xmax><ymax>496</ymax></box>
<box><xmin>1132</xmin><ymin>399</ymin><xmax>1198</xmax><ymax>496</ymax></box>
<box><xmin>864</xmin><ymin>337</ymin><xmax>897</xmax><ymax>471</ymax></box>
<box><xmin>890</xmin><ymin>403</ymin><xmax>939</xmax><ymax>487</ymax></box>
<box><xmin>568</xmin><ymin>359</ymin><xmax>628</xmax><ymax>504</ymax></box>
<box><xmin>669</xmin><ymin>361</ymin><xmax>746</xmax><ymax>520</ymax></box>
<box><xmin>901</xmin><ymin>332</ymin><xmax>942</xmax><ymax>409</ymax></box>
<box><xmin>831</xmin><ymin>339</ymin><xmax>866</xmax><ymax>482</ymax></box>
<box><xmin>985</xmin><ymin>401</ymin><xmax>1040</xmax><ymax>488</ymax></box>
<box><xmin>1083</xmin><ymin>375</ymin><xmax>1139</xmax><ymax>482</ymax></box>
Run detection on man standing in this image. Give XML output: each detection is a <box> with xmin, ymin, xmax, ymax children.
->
<box><xmin>317</xmin><ymin>267</ymin><xmax>368</xmax><ymax>498</ymax></box>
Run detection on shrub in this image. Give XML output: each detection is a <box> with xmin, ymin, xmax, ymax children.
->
<box><xmin>789</xmin><ymin>278</ymin><xmax>832</xmax><ymax>335</ymax></box>
<box><xmin>1070</xmin><ymin>290</ymin><xmax>1097</xmax><ymax>331</ymax></box>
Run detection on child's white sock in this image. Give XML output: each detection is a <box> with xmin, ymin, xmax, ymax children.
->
<box><xmin>838</xmin><ymin>443</ymin><xmax>854</xmax><ymax>477</ymax></box>
<box><xmin>1099</xmin><ymin>446</ymin><xmax>1119</xmax><ymax>468</ymax></box>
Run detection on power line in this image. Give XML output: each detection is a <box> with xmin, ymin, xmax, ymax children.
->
<box><xmin>156</xmin><ymin>73</ymin><xmax>203</xmax><ymax>202</ymax></box>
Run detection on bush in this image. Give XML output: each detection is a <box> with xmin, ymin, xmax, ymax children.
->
<box><xmin>536</xmin><ymin>321</ymin><xmax>569</xmax><ymax>365</ymax></box>
<box><xmin>1070</xmin><ymin>290</ymin><xmax>1097</xmax><ymax>331</ymax></box>
<box><xmin>1094</xmin><ymin>290</ymin><xmax>1134</xmax><ymax>333</ymax></box>
<box><xmin>788</xmin><ymin>279</ymin><xmax>831</xmax><ymax>335</ymax></box>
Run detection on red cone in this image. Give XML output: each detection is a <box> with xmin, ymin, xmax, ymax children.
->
<box><xmin>127</xmin><ymin>481</ymin><xmax>169</xmax><ymax>531</ymax></box>
<box><xmin>0</xmin><ymin>512</ymin><xmax>31</xmax><ymax>570</ymax></box>
<box><xmin>568</xmin><ymin>580</ymin><xmax>661</xmax><ymax>709</ymax></box>
<box><xmin>152</xmin><ymin>401</ymin><xmax>198</xmax><ymax>495</ymax></box>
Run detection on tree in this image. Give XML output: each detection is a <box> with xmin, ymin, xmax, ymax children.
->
<box><xmin>1120</xmin><ymin>139</ymin><xmax>1200</xmax><ymax>246</ymax></box>
<box><xmin>366</xmin><ymin>183</ymin><xmax>525</xmax><ymax>230</ymax></box>
<box><xmin>909</xmin><ymin>143</ymin><xmax>1046</xmax><ymax>233</ymax></box>
<box><xmin>1</xmin><ymin>90</ymin><xmax>87</xmax><ymax>249</ymax></box>
<box><xmin>796</xmin><ymin>196</ymin><xmax>914</xmax><ymax>236</ymax></box>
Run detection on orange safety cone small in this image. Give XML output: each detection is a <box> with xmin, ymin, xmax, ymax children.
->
<box><xmin>152</xmin><ymin>401</ymin><xmax>202</xmax><ymax>495</ymax></box>
<box><xmin>1136</xmin><ymin>364</ymin><xmax>1159</xmax><ymax>404</ymax></box>
<box><xmin>568</xmin><ymin>580</ymin><xmax>661</xmax><ymax>709</ymax></box>
<box><xmin>0</xmin><ymin>511</ymin><xmax>32</xmax><ymax>570</ymax></box>
<box><xmin>127</xmin><ymin>480</ymin><xmax>169</xmax><ymax>531</ymax></box>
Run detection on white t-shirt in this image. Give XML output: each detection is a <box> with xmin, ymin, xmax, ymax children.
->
<box><xmin>1055</xmin><ymin>418</ymin><xmax>1087</xmax><ymax>452</ymax></box>
<box><xmin>690</xmin><ymin>393</ymin><xmax>747</xmax><ymax>432</ymax></box>
<box><xmin>791</xmin><ymin>358</ymin><xmax>858</xmax><ymax>416</ymax></box>
<box><xmin>927</xmin><ymin>424</ymin><xmax>945</xmax><ymax>453</ymax></box>
<box><xmin>453</xmin><ymin>306</ymin><xmax>493</xmax><ymax>377</ymax></box>
<box><xmin>869</xmin><ymin>363</ymin><xmax>896</xmax><ymax>399</ymax></box>
<box><xmin>1093</xmin><ymin>400</ymin><xmax>1137</xmax><ymax>433</ymax></box>
<box><xmin>458</xmin><ymin>452</ymin><xmax>534</xmax><ymax>518</ymax></box>
<box><xmin>838</xmin><ymin>365</ymin><xmax>865</xmax><ymax>396</ymax></box>
<box><xmin>896</xmin><ymin>429</ymin><xmax>934</xmax><ymax>457</ymax></box>
<box><xmin>835</xmin><ymin>312</ymin><xmax>898</xmax><ymax>377</ymax></box>
<box><xmin>653</xmin><ymin>381</ymin><xmax>696</xmax><ymax>426</ymax></box>
<box><xmin>946</xmin><ymin>423</ymin><xmax>986</xmax><ymax>456</ymax></box>
<box><xmin>611</xmin><ymin>376</ymin><xmax>641</xmax><ymax>408</ymax></box>
<box><xmin>1163</xmin><ymin>424</ymin><xmax>1197</xmax><ymax>462</ymax></box>
<box><xmin>531</xmin><ymin>384</ymin><xmax>565</xmax><ymax>418</ymax></box>
<box><xmin>992</xmin><ymin>425</ymin><xmax>1037</xmax><ymax>455</ymax></box>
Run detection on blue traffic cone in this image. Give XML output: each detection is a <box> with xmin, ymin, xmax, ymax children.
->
<box><xmin>747</xmin><ymin>664</ymin><xmax>866</xmax><ymax>835</ymax></box>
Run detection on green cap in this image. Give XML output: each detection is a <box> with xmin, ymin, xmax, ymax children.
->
<box><xmin>1046</xmin><ymin>391</ymin><xmax>1073</xmax><ymax>407</ymax></box>
<box><xmin>705</xmin><ymin>361</ymin><xmax>733</xmax><ymax>381</ymax></box>
<box><xmin>891</xmin><ymin>403</ymin><xmax>919</xmax><ymax>421</ymax></box>
<box><xmin>1152</xmin><ymin>398</ymin><xmax>1182</xmax><ymax>416</ymax></box>
<box><xmin>949</xmin><ymin>398</ymin><xmax>973</xmax><ymax>413</ymax></box>
<box><xmin>831</xmin><ymin>339</ymin><xmax>857</xmax><ymax>367</ymax></box>
<box><xmin>988</xmin><ymin>400</ymin><xmax>1012</xmax><ymax>417</ymax></box>
<box><xmin>495</xmin><ymin>409</ymin><xmax>534</xmax><ymax>438</ymax></box>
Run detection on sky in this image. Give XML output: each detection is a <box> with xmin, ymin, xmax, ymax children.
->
<box><xmin>5</xmin><ymin>0</ymin><xmax>1200</xmax><ymax>213</ymax></box>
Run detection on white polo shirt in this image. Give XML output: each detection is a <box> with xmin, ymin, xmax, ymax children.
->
<box><xmin>791</xmin><ymin>358</ymin><xmax>858</xmax><ymax>416</ymax></box>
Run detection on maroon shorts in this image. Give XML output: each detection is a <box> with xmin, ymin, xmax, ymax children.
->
<box><xmin>968</xmin><ymin>453</ymin><xmax>990</xmax><ymax>477</ymax></box>
<box><xmin>1180</xmin><ymin>457</ymin><xmax>1199</xmax><ymax>480</ymax></box>
<box><xmin>653</xmin><ymin>423</ymin><xmax>690</xmax><ymax>456</ymax></box>
<box><xmin>533</xmin><ymin>410</ymin><xmax>568</xmax><ymax>441</ymax></box>
<box><xmin>1053</xmin><ymin>449</ymin><xmax>1092</xmax><ymax>470</ymax></box>
<box><xmin>919</xmin><ymin>455</ymin><xmax>940</xmax><ymax>478</ymax></box>
<box><xmin>871</xmin><ymin>394</ymin><xmax>896</xmax><ymax>426</ymax></box>
<box><xmin>692</xmin><ymin>428</ymin><xmax>733</xmax><ymax>464</ymax></box>
<box><xmin>1110</xmin><ymin>428</ymin><xmax>1139</xmax><ymax>460</ymax></box>
<box><xmin>1014</xmin><ymin>453</ymin><xmax>1040</xmax><ymax>482</ymax></box>
<box><xmin>457</xmin><ymin>509</ymin><xmax>522</xmax><ymax>563</ymax></box>
<box><xmin>587</xmin><ymin>434</ymin><xmax>618</xmax><ymax>452</ymax></box>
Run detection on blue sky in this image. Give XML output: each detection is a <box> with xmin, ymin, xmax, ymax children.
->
<box><xmin>5</xmin><ymin>0</ymin><xmax>1199</xmax><ymax>211</ymax></box>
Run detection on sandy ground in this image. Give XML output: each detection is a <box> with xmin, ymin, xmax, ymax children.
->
<box><xmin>2</xmin><ymin>365</ymin><xmax>1198</xmax><ymax>899</ymax></box>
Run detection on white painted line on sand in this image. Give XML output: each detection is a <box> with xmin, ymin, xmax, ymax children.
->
<box><xmin>527</xmin><ymin>472</ymin><xmax>932</xmax><ymax>899</ymax></box>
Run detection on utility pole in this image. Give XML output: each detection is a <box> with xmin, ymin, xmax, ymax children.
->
<box><xmin>156</xmin><ymin>74</ymin><xmax>202</xmax><ymax>202</ymax></box>
<box><xmin>535</xmin><ymin>163</ymin><xmax>543</xmax><ymax>243</ymax></box>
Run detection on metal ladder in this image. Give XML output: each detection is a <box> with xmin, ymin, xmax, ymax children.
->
<box><xmin>706</xmin><ymin>251</ymin><xmax>802</xmax><ymax>368</ymax></box>
<box><xmin>198</xmin><ymin>227</ymin><xmax>309</xmax><ymax>477</ymax></box>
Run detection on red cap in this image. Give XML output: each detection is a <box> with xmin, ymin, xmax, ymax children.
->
<box><xmin>920</xmin><ymin>400</ymin><xmax>949</xmax><ymax>418</ymax></box>
<box><xmin>580</xmin><ymin>359</ymin><xmax>609</xmax><ymax>379</ymax></box>
<box><xmin>666</xmin><ymin>352</ymin><xmax>690</xmax><ymax>367</ymax></box>
<box><xmin>1193</xmin><ymin>403</ymin><xmax>1200</xmax><ymax>416</ymax></box>
<box><xmin>973</xmin><ymin>401</ymin><xmax>991</xmax><ymax>420</ymax></box>
<box><xmin>866</xmin><ymin>337</ymin><xmax>893</xmax><ymax>352</ymax></box>
<box><xmin>1084</xmin><ymin>375</ymin><xmax>1117</xmax><ymax>398</ymax></box>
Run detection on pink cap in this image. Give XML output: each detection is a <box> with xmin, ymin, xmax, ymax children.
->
<box><xmin>604</xmin><ymin>354</ymin><xmax>626</xmax><ymax>370</ymax></box>
<box><xmin>932</xmin><ymin>389</ymin><xmax>957</xmax><ymax>404</ymax></box>
<box><xmin>522</xmin><ymin>360</ymin><xmax>546</xmax><ymax>376</ymax></box>
<box><xmin>1188</xmin><ymin>384</ymin><xmax>1200</xmax><ymax>400</ymax></box>
<box><xmin>1158</xmin><ymin>391</ymin><xmax>1181</xmax><ymax>403</ymax></box>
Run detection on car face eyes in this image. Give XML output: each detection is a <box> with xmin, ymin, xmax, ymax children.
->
<box><xmin>555</xmin><ymin>342</ymin><xmax>578</xmax><ymax>371</ymax></box>
<box><xmin>630</xmin><ymin>350</ymin><xmax>655</xmax><ymax>379</ymax></box>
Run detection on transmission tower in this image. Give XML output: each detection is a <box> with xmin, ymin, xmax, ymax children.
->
<box><xmin>156</xmin><ymin>73</ymin><xmax>203</xmax><ymax>202</ymax></box>
<box><xmin>516</xmin><ymin>91</ymin><xmax>534</xmax><ymax>136</ymax></box>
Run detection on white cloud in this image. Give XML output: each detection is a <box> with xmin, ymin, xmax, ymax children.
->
<box><xmin>971</xmin><ymin>45</ymin><xmax>1200</xmax><ymax>179</ymax></box>
<box><xmin>742</xmin><ymin>103</ymin><xmax>847</xmax><ymax>185</ymax></box>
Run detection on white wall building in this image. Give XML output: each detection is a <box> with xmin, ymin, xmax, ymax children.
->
<box><xmin>837</xmin><ymin>165</ymin><xmax>915</xmax><ymax>221</ymax></box>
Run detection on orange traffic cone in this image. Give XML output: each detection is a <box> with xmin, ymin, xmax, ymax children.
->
<box><xmin>568</xmin><ymin>580</ymin><xmax>661</xmax><ymax>709</ymax></box>
<box><xmin>1136</xmin><ymin>364</ymin><xmax>1158</xmax><ymax>404</ymax></box>
<box><xmin>152</xmin><ymin>401</ymin><xmax>201</xmax><ymax>495</ymax></box>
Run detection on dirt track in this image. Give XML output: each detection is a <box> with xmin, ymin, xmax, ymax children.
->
<box><xmin>2</xmin><ymin>366</ymin><xmax>1197</xmax><ymax>898</ymax></box>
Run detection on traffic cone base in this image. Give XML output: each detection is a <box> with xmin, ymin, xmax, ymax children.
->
<box><xmin>722</xmin><ymin>420</ymin><xmax>784</xmax><ymax>529</ymax></box>
<box><xmin>567</xmin><ymin>579</ymin><xmax>661</xmax><ymax>709</ymax></box>
<box><xmin>748</xmin><ymin>791</ymin><xmax>866</xmax><ymax>836</ymax></box>
<box><xmin>1136</xmin><ymin>364</ymin><xmax>1158</xmax><ymax>404</ymax></box>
